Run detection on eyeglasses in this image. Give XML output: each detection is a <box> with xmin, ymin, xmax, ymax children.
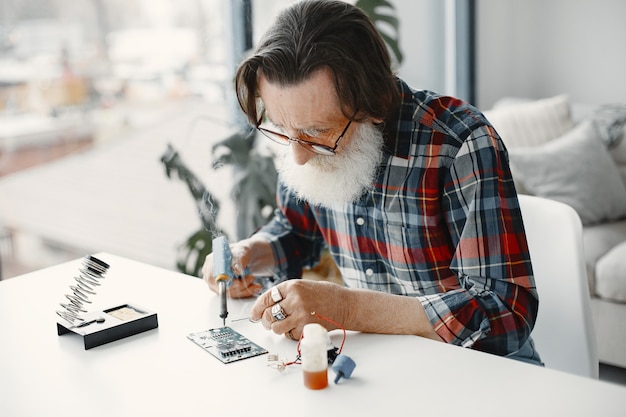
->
<box><xmin>256</xmin><ymin>113</ymin><xmax>352</xmax><ymax>156</ymax></box>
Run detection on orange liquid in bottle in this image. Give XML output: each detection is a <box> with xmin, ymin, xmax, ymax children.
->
<box><xmin>303</xmin><ymin>369</ymin><xmax>328</xmax><ymax>390</ymax></box>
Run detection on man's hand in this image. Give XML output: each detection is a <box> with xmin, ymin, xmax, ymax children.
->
<box><xmin>201</xmin><ymin>238</ymin><xmax>274</xmax><ymax>298</ymax></box>
<box><xmin>250</xmin><ymin>280</ymin><xmax>346</xmax><ymax>340</ymax></box>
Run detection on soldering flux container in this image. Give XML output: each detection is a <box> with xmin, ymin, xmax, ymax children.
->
<box><xmin>300</xmin><ymin>323</ymin><xmax>329</xmax><ymax>390</ymax></box>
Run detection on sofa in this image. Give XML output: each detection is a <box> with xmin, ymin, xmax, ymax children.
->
<box><xmin>484</xmin><ymin>95</ymin><xmax>626</xmax><ymax>369</ymax></box>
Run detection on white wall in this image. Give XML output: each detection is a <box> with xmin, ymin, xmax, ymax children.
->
<box><xmin>476</xmin><ymin>0</ymin><xmax>626</xmax><ymax>109</ymax></box>
<box><xmin>394</xmin><ymin>0</ymin><xmax>447</xmax><ymax>94</ymax></box>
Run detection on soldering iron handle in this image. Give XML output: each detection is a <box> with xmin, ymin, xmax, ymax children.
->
<box><xmin>213</xmin><ymin>236</ymin><xmax>233</xmax><ymax>284</ymax></box>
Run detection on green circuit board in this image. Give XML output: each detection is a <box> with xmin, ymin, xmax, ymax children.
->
<box><xmin>187</xmin><ymin>326</ymin><xmax>268</xmax><ymax>364</ymax></box>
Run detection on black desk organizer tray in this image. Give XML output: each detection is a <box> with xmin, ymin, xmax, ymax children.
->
<box><xmin>57</xmin><ymin>303</ymin><xmax>158</xmax><ymax>350</ymax></box>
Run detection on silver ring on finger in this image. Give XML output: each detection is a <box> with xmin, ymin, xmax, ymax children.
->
<box><xmin>271</xmin><ymin>286</ymin><xmax>283</xmax><ymax>303</ymax></box>
<box><xmin>271</xmin><ymin>303</ymin><xmax>287</xmax><ymax>321</ymax></box>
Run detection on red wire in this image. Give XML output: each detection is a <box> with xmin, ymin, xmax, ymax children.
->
<box><xmin>311</xmin><ymin>311</ymin><xmax>346</xmax><ymax>353</ymax></box>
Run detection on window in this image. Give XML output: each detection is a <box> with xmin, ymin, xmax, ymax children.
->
<box><xmin>0</xmin><ymin>0</ymin><xmax>233</xmax><ymax>278</ymax></box>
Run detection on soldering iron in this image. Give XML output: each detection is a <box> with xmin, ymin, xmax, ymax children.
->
<box><xmin>212</xmin><ymin>236</ymin><xmax>249</xmax><ymax>327</ymax></box>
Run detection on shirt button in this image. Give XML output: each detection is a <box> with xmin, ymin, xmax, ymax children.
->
<box><xmin>356</xmin><ymin>217</ymin><xmax>365</xmax><ymax>225</ymax></box>
<box><xmin>365</xmin><ymin>268</ymin><xmax>374</xmax><ymax>276</ymax></box>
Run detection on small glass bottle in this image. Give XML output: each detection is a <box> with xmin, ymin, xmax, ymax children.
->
<box><xmin>300</xmin><ymin>323</ymin><xmax>329</xmax><ymax>390</ymax></box>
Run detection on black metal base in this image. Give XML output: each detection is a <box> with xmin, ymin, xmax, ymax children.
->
<box><xmin>57</xmin><ymin>303</ymin><xmax>158</xmax><ymax>350</ymax></box>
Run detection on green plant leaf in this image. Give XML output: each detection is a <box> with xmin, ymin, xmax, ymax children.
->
<box><xmin>211</xmin><ymin>127</ymin><xmax>256</xmax><ymax>169</ymax></box>
<box><xmin>355</xmin><ymin>0</ymin><xmax>403</xmax><ymax>66</ymax></box>
<box><xmin>176</xmin><ymin>229</ymin><xmax>216</xmax><ymax>277</ymax></box>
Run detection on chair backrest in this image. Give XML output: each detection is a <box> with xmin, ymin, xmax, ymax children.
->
<box><xmin>519</xmin><ymin>194</ymin><xmax>598</xmax><ymax>378</ymax></box>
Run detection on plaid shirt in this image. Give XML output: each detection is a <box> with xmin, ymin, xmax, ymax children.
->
<box><xmin>257</xmin><ymin>79</ymin><xmax>539</xmax><ymax>358</ymax></box>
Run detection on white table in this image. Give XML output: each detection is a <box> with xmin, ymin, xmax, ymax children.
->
<box><xmin>1</xmin><ymin>253</ymin><xmax>625</xmax><ymax>416</ymax></box>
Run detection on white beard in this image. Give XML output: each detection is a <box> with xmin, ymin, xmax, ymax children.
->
<box><xmin>278</xmin><ymin>122</ymin><xmax>384</xmax><ymax>208</ymax></box>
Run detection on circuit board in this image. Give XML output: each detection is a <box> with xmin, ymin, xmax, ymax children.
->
<box><xmin>187</xmin><ymin>327</ymin><xmax>268</xmax><ymax>364</ymax></box>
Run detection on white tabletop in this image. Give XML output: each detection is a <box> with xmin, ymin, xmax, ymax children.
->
<box><xmin>1</xmin><ymin>253</ymin><xmax>625</xmax><ymax>417</ymax></box>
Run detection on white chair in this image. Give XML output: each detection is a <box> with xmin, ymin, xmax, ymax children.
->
<box><xmin>519</xmin><ymin>194</ymin><xmax>598</xmax><ymax>378</ymax></box>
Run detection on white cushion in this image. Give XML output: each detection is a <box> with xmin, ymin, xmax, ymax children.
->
<box><xmin>608</xmin><ymin>126</ymin><xmax>626</xmax><ymax>185</ymax></box>
<box><xmin>582</xmin><ymin>220</ymin><xmax>626</xmax><ymax>295</ymax></box>
<box><xmin>484</xmin><ymin>95</ymin><xmax>574</xmax><ymax>148</ymax></box>
<box><xmin>596</xmin><ymin>240</ymin><xmax>626</xmax><ymax>302</ymax></box>
<box><xmin>509</xmin><ymin>120</ymin><xmax>626</xmax><ymax>225</ymax></box>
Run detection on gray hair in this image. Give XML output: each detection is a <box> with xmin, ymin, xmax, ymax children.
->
<box><xmin>235</xmin><ymin>0</ymin><xmax>399</xmax><ymax>125</ymax></box>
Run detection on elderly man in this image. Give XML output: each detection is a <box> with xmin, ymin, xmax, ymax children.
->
<box><xmin>202</xmin><ymin>0</ymin><xmax>541</xmax><ymax>365</ymax></box>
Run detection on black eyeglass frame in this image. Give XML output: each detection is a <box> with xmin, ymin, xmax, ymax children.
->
<box><xmin>256</xmin><ymin>113</ymin><xmax>353</xmax><ymax>156</ymax></box>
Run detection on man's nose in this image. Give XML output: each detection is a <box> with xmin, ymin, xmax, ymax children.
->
<box><xmin>290</xmin><ymin>143</ymin><xmax>317</xmax><ymax>165</ymax></box>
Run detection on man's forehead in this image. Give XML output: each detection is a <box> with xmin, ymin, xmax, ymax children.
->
<box><xmin>258</xmin><ymin>68</ymin><xmax>344</xmax><ymax>127</ymax></box>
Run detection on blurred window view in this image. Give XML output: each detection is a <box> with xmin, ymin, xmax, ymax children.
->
<box><xmin>0</xmin><ymin>0</ymin><xmax>267</xmax><ymax>278</ymax></box>
<box><xmin>1</xmin><ymin>0</ymin><xmax>230</xmax><ymax>174</ymax></box>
